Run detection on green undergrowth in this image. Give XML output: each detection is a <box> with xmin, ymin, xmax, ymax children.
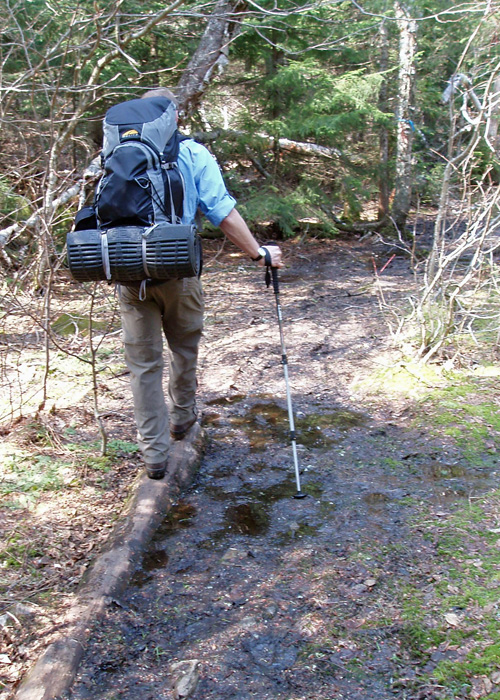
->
<box><xmin>349</xmin><ymin>494</ymin><xmax>500</xmax><ymax>697</ymax></box>
<box><xmin>0</xmin><ymin>426</ymin><xmax>138</xmax><ymax>582</ymax></box>
<box><xmin>356</xmin><ymin>360</ymin><xmax>500</xmax><ymax>465</ymax></box>
<box><xmin>1</xmin><ymin>431</ymin><xmax>138</xmax><ymax>510</ymax></box>
<box><xmin>393</xmin><ymin>493</ymin><xmax>500</xmax><ymax>698</ymax></box>
<box><xmin>354</xmin><ymin>360</ymin><xmax>500</xmax><ymax>696</ymax></box>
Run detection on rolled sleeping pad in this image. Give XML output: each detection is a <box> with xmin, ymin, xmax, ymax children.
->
<box><xmin>67</xmin><ymin>223</ymin><xmax>202</xmax><ymax>282</ymax></box>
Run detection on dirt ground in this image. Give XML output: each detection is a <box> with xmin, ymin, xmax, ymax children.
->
<box><xmin>3</xmin><ymin>235</ymin><xmax>500</xmax><ymax>699</ymax></box>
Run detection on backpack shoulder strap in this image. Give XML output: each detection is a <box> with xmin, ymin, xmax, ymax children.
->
<box><xmin>162</xmin><ymin>130</ymin><xmax>190</xmax><ymax>163</ymax></box>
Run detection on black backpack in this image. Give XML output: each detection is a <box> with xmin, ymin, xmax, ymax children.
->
<box><xmin>67</xmin><ymin>97</ymin><xmax>202</xmax><ymax>284</ymax></box>
<box><xmin>95</xmin><ymin>96</ymin><xmax>186</xmax><ymax>228</ymax></box>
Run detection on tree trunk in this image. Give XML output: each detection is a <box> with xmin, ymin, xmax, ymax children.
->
<box><xmin>391</xmin><ymin>1</ymin><xmax>417</xmax><ymax>233</ymax></box>
<box><xmin>487</xmin><ymin>75</ymin><xmax>500</xmax><ymax>150</ymax></box>
<box><xmin>378</xmin><ymin>19</ymin><xmax>390</xmax><ymax>221</ymax></box>
<box><xmin>176</xmin><ymin>0</ymin><xmax>244</xmax><ymax>116</ymax></box>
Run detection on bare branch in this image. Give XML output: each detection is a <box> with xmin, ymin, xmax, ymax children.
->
<box><xmin>349</xmin><ymin>0</ymin><xmax>495</xmax><ymax>22</ymax></box>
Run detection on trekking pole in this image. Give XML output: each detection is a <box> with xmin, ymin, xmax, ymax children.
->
<box><xmin>264</xmin><ymin>251</ymin><xmax>306</xmax><ymax>499</ymax></box>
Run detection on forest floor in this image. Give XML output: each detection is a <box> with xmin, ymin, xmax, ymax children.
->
<box><xmin>3</xmin><ymin>234</ymin><xmax>500</xmax><ymax>699</ymax></box>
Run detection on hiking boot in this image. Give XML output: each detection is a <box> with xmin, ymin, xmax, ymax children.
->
<box><xmin>170</xmin><ymin>415</ymin><xmax>197</xmax><ymax>441</ymax></box>
<box><xmin>145</xmin><ymin>460</ymin><xmax>166</xmax><ymax>480</ymax></box>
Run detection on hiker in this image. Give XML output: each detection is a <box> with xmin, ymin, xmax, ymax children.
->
<box><xmin>117</xmin><ymin>88</ymin><xmax>282</xmax><ymax>480</ymax></box>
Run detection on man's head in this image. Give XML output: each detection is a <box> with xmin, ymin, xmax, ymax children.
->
<box><xmin>142</xmin><ymin>88</ymin><xmax>179</xmax><ymax>110</ymax></box>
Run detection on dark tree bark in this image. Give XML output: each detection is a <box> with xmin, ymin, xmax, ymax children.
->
<box><xmin>176</xmin><ymin>0</ymin><xmax>245</xmax><ymax>115</ymax></box>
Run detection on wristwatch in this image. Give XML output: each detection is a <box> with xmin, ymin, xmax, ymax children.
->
<box><xmin>251</xmin><ymin>246</ymin><xmax>267</xmax><ymax>262</ymax></box>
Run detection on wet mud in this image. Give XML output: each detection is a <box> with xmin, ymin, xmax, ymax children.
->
<box><xmin>68</xmin><ymin>240</ymin><xmax>499</xmax><ymax>700</ymax></box>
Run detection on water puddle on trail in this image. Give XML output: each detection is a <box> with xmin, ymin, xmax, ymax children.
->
<box><xmin>130</xmin><ymin>403</ymin><xmax>363</xmax><ymax>587</ymax></box>
<box><xmin>228</xmin><ymin>402</ymin><xmax>366</xmax><ymax>450</ymax></box>
<box><xmin>202</xmin><ymin>484</ymin><xmax>290</xmax><ymax>542</ymax></box>
<box><xmin>225</xmin><ymin>502</ymin><xmax>270</xmax><ymax>535</ymax></box>
<box><xmin>200</xmin><ymin>479</ymin><xmax>324</xmax><ymax>545</ymax></box>
<box><xmin>154</xmin><ymin>501</ymin><xmax>197</xmax><ymax>538</ymax></box>
<box><xmin>142</xmin><ymin>548</ymin><xmax>169</xmax><ymax>571</ymax></box>
<box><xmin>296</xmin><ymin>409</ymin><xmax>366</xmax><ymax>447</ymax></box>
<box><xmin>206</xmin><ymin>393</ymin><xmax>248</xmax><ymax>406</ymax></box>
<box><xmin>131</xmin><ymin>502</ymin><xmax>197</xmax><ymax>586</ymax></box>
<box><xmin>230</xmin><ymin>402</ymin><xmax>289</xmax><ymax>450</ymax></box>
<box><xmin>206</xmin><ymin>479</ymin><xmax>302</xmax><ymax>503</ymax></box>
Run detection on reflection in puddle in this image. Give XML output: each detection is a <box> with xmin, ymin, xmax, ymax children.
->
<box><xmin>203</xmin><ymin>480</ymin><xmax>324</xmax><ymax>543</ymax></box>
<box><xmin>154</xmin><ymin>502</ymin><xmax>197</xmax><ymax>538</ymax></box>
<box><xmin>251</xmin><ymin>480</ymin><xmax>323</xmax><ymax>502</ymax></box>
<box><xmin>206</xmin><ymin>394</ymin><xmax>247</xmax><ymax>406</ymax></box>
<box><xmin>230</xmin><ymin>402</ymin><xmax>289</xmax><ymax>450</ymax></box>
<box><xmin>225</xmin><ymin>503</ymin><xmax>270</xmax><ymax>535</ymax></box>
<box><xmin>131</xmin><ymin>503</ymin><xmax>196</xmax><ymax>587</ymax></box>
<box><xmin>250</xmin><ymin>481</ymin><xmax>301</xmax><ymax>502</ymax></box>
<box><xmin>297</xmin><ymin>410</ymin><xmax>366</xmax><ymax>448</ymax></box>
<box><xmin>206</xmin><ymin>480</ymin><xmax>303</xmax><ymax>504</ymax></box>
<box><xmin>229</xmin><ymin>402</ymin><xmax>366</xmax><ymax>450</ymax></box>
<box><xmin>142</xmin><ymin>548</ymin><xmax>169</xmax><ymax>571</ymax></box>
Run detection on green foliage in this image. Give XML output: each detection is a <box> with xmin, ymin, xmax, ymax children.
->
<box><xmin>238</xmin><ymin>190</ymin><xmax>299</xmax><ymax>237</ymax></box>
<box><xmin>237</xmin><ymin>182</ymin><xmax>338</xmax><ymax>238</ymax></box>
<box><xmin>0</xmin><ymin>532</ymin><xmax>44</xmax><ymax>569</ymax></box>
<box><xmin>255</xmin><ymin>59</ymin><xmax>390</xmax><ymax>146</ymax></box>
<box><xmin>0</xmin><ymin>177</ymin><xmax>31</xmax><ymax>224</ymax></box>
<box><xmin>1</xmin><ymin>454</ymin><xmax>69</xmax><ymax>508</ymax></box>
<box><xmin>399</xmin><ymin>489</ymin><xmax>500</xmax><ymax>697</ymax></box>
<box><xmin>469</xmin><ymin>142</ymin><xmax>500</xmax><ymax>184</ymax></box>
<box><xmin>215</xmin><ymin>53</ymin><xmax>394</xmax><ymax>227</ymax></box>
<box><xmin>1</xmin><ymin>0</ymin><xmax>494</xmax><ymax>252</ymax></box>
<box><xmin>107</xmin><ymin>439</ymin><xmax>139</xmax><ymax>456</ymax></box>
<box><xmin>415</xmin><ymin>163</ymin><xmax>446</xmax><ymax>205</ymax></box>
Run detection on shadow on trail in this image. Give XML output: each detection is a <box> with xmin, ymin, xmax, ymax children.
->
<box><xmin>69</xmin><ymin>391</ymin><xmax>499</xmax><ymax>700</ymax></box>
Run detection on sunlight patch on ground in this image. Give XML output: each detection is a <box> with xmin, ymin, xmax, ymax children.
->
<box><xmin>352</xmin><ymin>355</ymin><xmax>500</xmax><ymax>403</ymax></box>
<box><xmin>351</xmin><ymin>358</ymin><xmax>452</xmax><ymax>401</ymax></box>
<box><xmin>1</xmin><ymin>351</ymin><xmax>97</xmax><ymax>422</ymax></box>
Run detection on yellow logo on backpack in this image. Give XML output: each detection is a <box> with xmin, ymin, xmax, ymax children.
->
<box><xmin>123</xmin><ymin>129</ymin><xmax>139</xmax><ymax>137</ymax></box>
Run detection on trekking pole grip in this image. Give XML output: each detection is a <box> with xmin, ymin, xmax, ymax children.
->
<box><xmin>263</xmin><ymin>245</ymin><xmax>280</xmax><ymax>293</ymax></box>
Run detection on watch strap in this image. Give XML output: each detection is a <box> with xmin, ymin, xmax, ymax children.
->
<box><xmin>251</xmin><ymin>246</ymin><xmax>267</xmax><ymax>261</ymax></box>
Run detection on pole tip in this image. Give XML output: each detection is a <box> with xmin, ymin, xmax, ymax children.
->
<box><xmin>293</xmin><ymin>491</ymin><xmax>307</xmax><ymax>500</ymax></box>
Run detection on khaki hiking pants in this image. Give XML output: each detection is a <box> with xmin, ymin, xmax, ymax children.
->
<box><xmin>119</xmin><ymin>277</ymin><xmax>204</xmax><ymax>466</ymax></box>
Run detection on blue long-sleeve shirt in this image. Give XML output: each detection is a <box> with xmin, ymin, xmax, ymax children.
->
<box><xmin>177</xmin><ymin>139</ymin><xmax>236</xmax><ymax>227</ymax></box>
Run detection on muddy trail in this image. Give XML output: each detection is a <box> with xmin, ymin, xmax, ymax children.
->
<box><xmin>67</xmin><ymin>238</ymin><xmax>498</xmax><ymax>700</ymax></box>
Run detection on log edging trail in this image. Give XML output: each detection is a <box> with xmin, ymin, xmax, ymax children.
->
<box><xmin>15</xmin><ymin>425</ymin><xmax>204</xmax><ymax>700</ymax></box>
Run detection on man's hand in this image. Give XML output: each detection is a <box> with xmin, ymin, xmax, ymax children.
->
<box><xmin>258</xmin><ymin>244</ymin><xmax>283</xmax><ymax>268</ymax></box>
